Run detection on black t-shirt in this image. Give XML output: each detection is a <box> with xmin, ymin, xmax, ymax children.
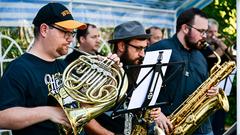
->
<box><xmin>65</xmin><ymin>49</ymin><xmax>88</xmax><ymax>65</ymax></box>
<box><xmin>0</xmin><ymin>53</ymin><xmax>67</xmax><ymax>135</ymax></box>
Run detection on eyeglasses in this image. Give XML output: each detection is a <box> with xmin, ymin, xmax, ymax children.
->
<box><xmin>49</xmin><ymin>25</ymin><xmax>77</xmax><ymax>39</ymax></box>
<box><xmin>186</xmin><ymin>24</ymin><xmax>207</xmax><ymax>36</ymax></box>
<box><xmin>127</xmin><ymin>43</ymin><xmax>147</xmax><ymax>52</ymax></box>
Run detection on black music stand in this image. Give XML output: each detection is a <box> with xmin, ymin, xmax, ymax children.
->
<box><xmin>111</xmin><ymin>50</ymin><xmax>185</xmax><ymax>118</ymax></box>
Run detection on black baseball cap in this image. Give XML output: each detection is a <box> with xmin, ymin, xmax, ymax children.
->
<box><xmin>33</xmin><ymin>2</ymin><xmax>86</xmax><ymax>30</ymax></box>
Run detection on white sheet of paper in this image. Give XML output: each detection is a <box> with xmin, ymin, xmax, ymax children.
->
<box><xmin>128</xmin><ymin>50</ymin><xmax>172</xmax><ymax>110</ymax></box>
<box><xmin>218</xmin><ymin>69</ymin><xmax>236</xmax><ymax>96</ymax></box>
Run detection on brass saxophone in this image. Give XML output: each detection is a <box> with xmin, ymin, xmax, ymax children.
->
<box><xmin>48</xmin><ymin>53</ymin><xmax>128</xmax><ymax>135</ymax></box>
<box><xmin>131</xmin><ymin>109</ymin><xmax>164</xmax><ymax>135</ymax></box>
<box><xmin>165</xmin><ymin>43</ymin><xmax>236</xmax><ymax>134</ymax></box>
<box><xmin>131</xmin><ymin>109</ymin><xmax>151</xmax><ymax>135</ymax></box>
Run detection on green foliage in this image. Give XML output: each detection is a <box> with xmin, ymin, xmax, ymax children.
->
<box><xmin>203</xmin><ymin>0</ymin><xmax>236</xmax><ymax>46</ymax></box>
<box><xmin>225</xmin><ymin>76</ymin><xmax>236</xmax><ymax>125</ymax></box>
<box><xmin>98</xmin><ymin>27</ymin><xmax>114</xmax><ymax>55</ymax></box>
<box><xmin>0</xmin><ymin>27</ymin><xmax>28</xmax><ymax>73</ymax></box>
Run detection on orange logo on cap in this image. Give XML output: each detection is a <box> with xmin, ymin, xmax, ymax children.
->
<box><xmin>61</xmin><ymin>10</ymin><xmax>71</xmax><ymax>16</ymax></box>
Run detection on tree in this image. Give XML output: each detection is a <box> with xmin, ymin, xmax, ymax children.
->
<box><xmin>203</xmin><ymin>0</ymin><xmax>236</xmax><ymax>46</ymax></box>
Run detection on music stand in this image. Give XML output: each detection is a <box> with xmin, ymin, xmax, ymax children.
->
<box><xmin>111</xmin><ymin>49</ymin><xmax>184</xmax><ymax>117</ymax></box>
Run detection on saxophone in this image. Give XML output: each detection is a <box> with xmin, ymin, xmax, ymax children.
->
<box><xmin>48</xmin><ymin>54</ymin><xmax>128</xmax><ymax>135</ymax></box>
<box><xmin>131</xmin><ymin>109</ymin><xmax>164</xmax><ymax>135</ymax></box>
<box><xmin>165</xmin><ymin>44</ymin><xmax>236</xmax><ymax>134</ymax></box>
<box><xmin>130</xmin><ymin>109</ymin><xmax>151</xmax><ymax>135</ymax></box>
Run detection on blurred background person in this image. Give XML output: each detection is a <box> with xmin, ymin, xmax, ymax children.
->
<box><xmin>204</xmin><ymin>18</ymin><xmax>229</xmax><ymax>135</ymax></box>
<box><xmin>145</xmin><ymin>26</ymin><xmax>163</xmax><ymax>45</ymax></box>
<box><xmin>64</xmin><ymin>23</ymin><xmax>115</xmax><ymax>135</ymax></box>
<box><xmin>65</xmin><ymin>23</ymin><xmax>101</xmax><ymax>65</ymax></box>
<box><xmin>200</xmin><ymin>18</ymin><xmax>228</xmax><ymax>70</ymax></box>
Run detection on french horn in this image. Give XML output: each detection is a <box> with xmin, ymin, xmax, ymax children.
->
<box><xmin>49</xmin><ymin>53</ymin><xmax>128</xmax><ymax>135</ymax></box>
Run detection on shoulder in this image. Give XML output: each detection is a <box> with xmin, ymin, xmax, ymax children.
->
<box><xmin>64</xmin><ymin>50</ymin><xmax>82</xmax><ymax>65</ymax></box>
<box><xmin>147</xmin><ymin>38</ymin><xmax>175</xmax><ymax>51</ymax></box>
<box><xmin>5</xmin><ymin>54</ymin><xmax>30</xmax><ymax>72</ymax></box>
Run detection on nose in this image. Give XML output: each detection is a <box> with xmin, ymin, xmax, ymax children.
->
<box><xmin>139</xmin><ymin>50</ymin><xmax>145</xmax><ymax>57</ymax></box>
<box><xmin>66</xmin><ymin>36</ymin><xmax>74</xmax><ymax>43</ymax></box>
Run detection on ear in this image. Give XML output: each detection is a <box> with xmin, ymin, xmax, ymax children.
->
<box><xmin>182</xmin><ymin>24</ymin><xmax>189</xmax><ymax>34</ymax></box>
<box><xmin>79</xmin><ymin>36</ymin><xmax>86</xmax><ymax>43</ymax></box>
<box><xmin>39</xmin><ymin>23</ymin><xmax>48</xmax><ymax>38</ymax></box>
<box><xmin>117</xmin><ymin>41</ymin><xmax>126</xmax><ymax>53</ymax></box>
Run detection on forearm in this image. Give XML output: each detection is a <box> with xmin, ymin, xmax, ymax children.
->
<box><xmin>84</xmin><ymin>119</ymin><xmax>114</xmax><ymax>135</ymax></box>
<box><xmin>0</xmin><ymin>106</ymin><xmax>51</xmax><ymax>130</ymax></box>
<box><xmin>214</xmin><ymin>39</ymin><xmax>227</xmax><ymax>56</ymax></box>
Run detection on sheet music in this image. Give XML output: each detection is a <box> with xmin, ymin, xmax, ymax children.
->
<box><xmin>128</xmin><ymin>50</ymin><xmax>172</xmax><ymax>109</ymax></box>
<box><xmin>218</xmin><ymin>69</ymin><xmax>236</xmax><ymax>96</ymax></box>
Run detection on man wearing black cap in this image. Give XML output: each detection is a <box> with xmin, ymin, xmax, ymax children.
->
<box><xmin>96</xmin><ymin>21</ymin><xmax>162</xmax><ymax>134</ymax></box>
<box><xmin>0</xmin><ymin>3</ymin><xmax>86</xmax><ymax>135</ymax></box>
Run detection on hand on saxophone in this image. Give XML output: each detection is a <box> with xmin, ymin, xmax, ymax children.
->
<box><xmin>207</xmin><ymin>86</ymin><xmax>220</xmax><ymax>97</ymax></box>
<box><xmin>155</xmin><ymin>111</ymin><xmax>173</xmax><ymax>135</ymax></box>
<box><xmin>150</xmin><ymin>107</ymin><xmax>161</xmax><ymax>119</ymax></box>
<box><xmin>47</xmin><ymin>106</ymin><xmax>71</xmax><ymax>128</ymax></box>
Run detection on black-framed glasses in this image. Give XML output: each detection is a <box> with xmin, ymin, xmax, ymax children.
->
<box><xmin>127</xmin><ymin>43</ymin><xmax>147</xmax><ymax>52</ymax></box>
<box><xmin>49</xmin><ymin>25</ymin><xmax>77</xmax><ymax>39</ymax></box>
<box><xmin>186</xmin><ymin>24</ymin><xmax>207</xmax><ymax>36</ymax></box>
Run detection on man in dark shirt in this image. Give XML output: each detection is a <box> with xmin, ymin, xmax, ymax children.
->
<box><xmin>147</xmin><ymin>8</ymin><xmax>219</xmax><ymax>135</ymax></box>
<box><xmin>65</xmin><ymin>23</ymin><xmax>101</xmax><ymax>65</ymax></box>
<box><xmin>0</xmin><ymin>3</ymin><xmax>86</xmax><ymax>135</ymax></box>
<box><xmin>96</xmin><ymin>21</ymin><xmax>162</xmax><ymax>135</ymax></box>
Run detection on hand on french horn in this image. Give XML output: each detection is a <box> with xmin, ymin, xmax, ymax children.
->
<box><xmin>155</xmin><ymin>111</ymin><xmax>173</xmax><ymax>135</ymax></box>
<box><xmin>97</xmin><ymin>53</ymin><xmax>123</xmax><ymax>67</ymax></box>
<box><xmin>48</xmin><ymin>106</ymin><xmax>71</xmax><ymax>128</ymax></box>
<box><xmin>107</xmin><ymin>53</ymin><xmax>122</xmax><ymax>66</ymax></box>
<box><xmin>207</xmin><ymin>86</ymin><xmax>220</xmax><ymax>97</ymax></box>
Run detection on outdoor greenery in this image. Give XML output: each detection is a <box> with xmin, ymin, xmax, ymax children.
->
<box><xmin>203</xmin><ymin>0</ymin><xmax>237</xmax><ymax>127</ymax></box>
<box><xmin>0</xmin><ymin>0</ymin><xmax>237</xmax><ymax>129</ymax></box>
<box><xmin>203</xmin><ymin>0</ymin><xmax>236</xmax><ymax>46</ymax></box>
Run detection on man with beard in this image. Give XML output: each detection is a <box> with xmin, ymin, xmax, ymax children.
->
<box><xmin>95</xmin><ymin>21</ymin><xmax>162</xmax><ymax>134</ymax></box>
<box><xmin>147</xmin><ymin>8</ymin><xmax>219</xmax><ymax>135</ymax></box>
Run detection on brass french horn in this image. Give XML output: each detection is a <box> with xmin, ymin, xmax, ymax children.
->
<box><xmin>49</xmin><ymin>50</ymin><xmax>128</xmax><ymax>135</ymax></box>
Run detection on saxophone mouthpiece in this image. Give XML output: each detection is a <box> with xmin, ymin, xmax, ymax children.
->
<box><xmin>203</xmin><ymin>42</ymin><xmax>214</xmax><ymax>52</ymax></box>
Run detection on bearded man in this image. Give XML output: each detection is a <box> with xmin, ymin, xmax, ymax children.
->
<box><xmin>147</xmin><ymin>8</ymin><xmax>220</xmax><ymax>135</ymax></box>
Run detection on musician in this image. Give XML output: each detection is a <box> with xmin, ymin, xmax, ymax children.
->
<box><xmin>65</xmin><ymin>23</ymin><xmax>116</xmax><ymax>135</ymax></box>
<box><xmin>0</xmin><ymin>3</ymin><xmax>86</xmax><ymax>135</ymax></box>
<box><xmin>96</xmin><ymin>21</ymin><xmax>162</xmax><ymax>134</ymax></box>
<box><xmin>147</xmin><ymin>8</ymin><xmax>219</xmax><ymax>135</ymax></box>
<box><xmin>65</xmin><ymin>23</ymin><xmax>101</xmax><ymax>65</ymax></box>
<box><xmin>146</xmin><ymin>26</ymin><xmax>164</xmax><ymax>45</ymax></box>
<box><xmin>200</xmin><ymin>18</ymin><xmax>228</xmax><ymax>70</ymax></box>
<box><xmin>203</xmin><ymin>18</ymin><xmax>228</xmax><ymax>135</ymax></box>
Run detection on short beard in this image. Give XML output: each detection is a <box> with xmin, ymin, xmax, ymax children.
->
<box><xmin>184</xmin><ymin>30</ymin><xmax>199</xmax><ymax>50</ymax></box>
<box><xmin>120</xmin><ymin>49</ymin><xmax>144</xmax><ymax>66</ymax></box>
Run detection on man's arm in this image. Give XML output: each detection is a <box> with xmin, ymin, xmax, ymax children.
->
<box><xmin>208</xmin><ymin>37</ymin><xmax>227</xmax><ymax>57</ymax></box>
<box><xmin>84</xmin><ymin>119</ymin><xmax>114</xmax><ymax>135</ymax></box>
<box><xmin>0</xmin><ymin>106</ymin><xmax>70</xmax><ymax>130</ymax></box>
